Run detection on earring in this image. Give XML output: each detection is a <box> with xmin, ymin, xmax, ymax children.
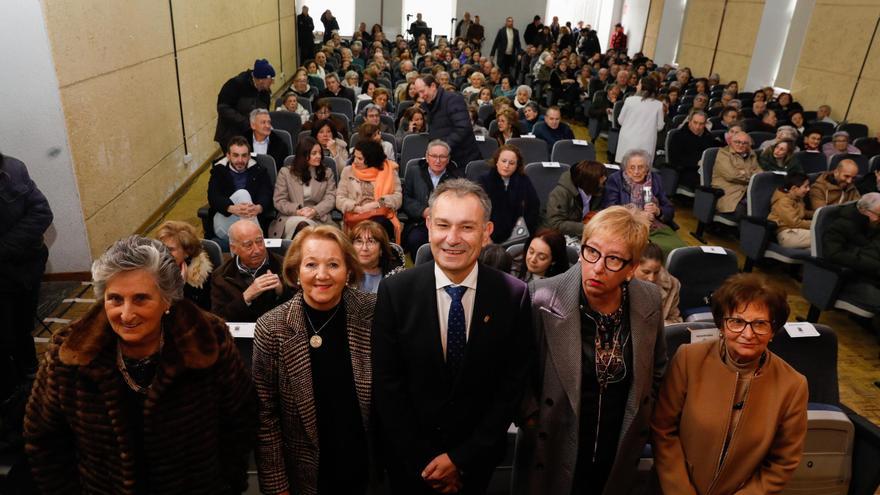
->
<box><xmin>165</xmin><ymin>308</ymin><xmax>171</xmax><ymax>315</ymax></box>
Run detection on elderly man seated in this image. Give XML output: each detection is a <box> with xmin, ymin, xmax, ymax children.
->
<box><xmin>712</xmin><ymin>130</ymin><xmax>761</xmax><ymax>218</ymax></box>
<box><xmin>823</xmin><ymin>193</ymin><xmax>880</xmax><ymax>312</ymax></box>
<box><xmin>666</xmin><ymin>110</ymin><xmax>720</xmax><ymax>189</ymax></box>
<box><xmin>401</xmin><ymin>139</ymin><xmax>464</xmax><ymax>254</ymax></box>
<box><xmin>208</xmin><ymin>136</ymin><xmax>273</xmax><ymax>241</ymax></box>
<box><xmin>210</xmin><ymin>219</ymin><xmax>292</xmax><ymax>322</ymax></box>
<box><xmin>248</xmin><ymin>109</ymin><xmax>291</xmax><ymax>171</ymax></box>
<box><xmin>316</xmin><ymin>72</ymin><xmax>356</xmax><ymax>106</ymax></box>
<box><xmin>533</xmin><ymin>106</ymin><xmax>574</xmax><ymax>152</ymax></box>
<box><xmin>810</xmin><ymin>158</ymin><xmax>861</xmax><ymax>209</ymax></box>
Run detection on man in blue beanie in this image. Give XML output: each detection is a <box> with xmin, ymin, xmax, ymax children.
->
<box><xmin>214</xmin><ymin>59</ymin><xmax>275</xmax><ymax>151</ymax></box>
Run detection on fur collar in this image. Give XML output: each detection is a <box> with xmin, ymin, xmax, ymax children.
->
<box><xmin>58</xmin><ymin>299</ymin><xmax>220</xmax><ymax>370</ymax></box>
<box><xmin>186</xmin><ymin>251</ymin><xmax>213</xmax><ymax>289</ymax></box>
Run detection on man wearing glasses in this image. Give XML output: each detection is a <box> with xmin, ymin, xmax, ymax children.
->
<box><xmin>214</xmin><ymin>59</ymin><xmax>275</xmax><ymax>151</ymax></box>
<box><xmin>712</xmin><ymin>130</ymin><xmax>760</xmax><ymax>218</ymax></box>
<box><xmin>513</xmin><ymin>205</ymin><xmax>667</xmax><ymax>495</ymax></box>
<box><xmin>401</xmin><ymin>140</ymin><xmax>463</xmax><ymax>254</ymax></box>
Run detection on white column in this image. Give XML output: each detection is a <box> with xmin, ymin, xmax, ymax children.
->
<box><xmin>654</xmin><ymin>0</ymin><xmax>688</xmax><ymax>66</ymax></box>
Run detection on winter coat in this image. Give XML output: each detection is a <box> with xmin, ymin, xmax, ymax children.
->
<box><xmin>269</xmin><ymin>166</ymin><xmax>337</xmax><ymax>236</ymax></box>
<box><xmin>711</xmin><ymin>147</ymin><xmax>761</xmax><ymax>213</ymax></box>
<box><xmin>478</xmin><ymin>169</ymin><xmax>540</xmax><ymax>244</ymax></box>
<box><xmin>207</xmin><ymin>156</ymin><xmax>274</xmax><ymax>227</ymax></box>
<box><xmin>544</xmin><ymin>168</ymin><xmax>603</xmax><ymax>237</ymax></box>
<box><xmin>823</xmin><ymin>202</ymin><xmax>880</xmax><ymax>277</ymax></box>
<box><xmin>335</xmin><ymin>163</ymin><xmax>403</xmax><ymax>213</ymax></box>
<box><xmin>808</xmin><ymin>171</ymin><xmax>861</xmax><ymax>210</ymax></box>
<box><xmin>0</xmin><ymin>155</ymin><xmax>52</xmax><ymax>291</ymax></box>
<box><xmin>603</xmin><ymin>170</ymin><xmax>676</xmax><ymax>226</ymax></box>
<box><xmin>214</xmin><ymin>70</ymin><xmax>271</xmax><ymax>148</ymax></box>
<box><xmin>24</xmin><ymin>300</ymin><xmax>257</xmax><ymax>494</ymax></box>
<box><xmin>183</xmin><ymin>251</ymin><xmax>214</xmax><ymax>310</ymax></box>
<box><xmin>768</xmin><ymin>190</ymin><xmax>812</xmax><ymax>231</ymax></box>
<box><xmin>210</xmin><ymin>252</ymin><xmax>293</xmax><ymax>323</ymax></box>
<box><xmin>422</xmin><ymin>87</ymin><xmax>481</xmax><ymax>168</ymax></box>
<box><xmin>402</xmin><ymin>160</ymin><xmax>463</xmax><ymax>227</ymax></box>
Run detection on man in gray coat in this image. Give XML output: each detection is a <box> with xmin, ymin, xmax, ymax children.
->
<box><xmin>512</xmin><ymin>205</ymin><xmax>667</xmax><ymax>495</ymax></box>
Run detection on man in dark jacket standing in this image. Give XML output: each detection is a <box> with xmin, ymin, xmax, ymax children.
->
<box><xmin>414</xmin><ymin>75</ymin><xmax>481</xmax><ymax>169</ymax></box>
<box><xmin>524</xmin><ymin>16</ymin><xmax>542</xmax><ymax>46</ymax></box>
<box><xmin>214</xmin><ymin>59</ymin><xmax>275</xmax><ymax>151</ymax></box>
<box><xmin>491</xmin><ymin>17</ymin><xmax>522</xmax><ymax>78</ymax></box>
<box><xmin>0</xmin><ymin>153</ymin><xmax>53</xmax><ymax>395</ymax></box>
<box><xmin>297</xmin><ymin>6</ymin><xmax>315</xmax><ymax>64</ymax></box>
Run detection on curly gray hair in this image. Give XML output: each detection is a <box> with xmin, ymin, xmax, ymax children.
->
<box><xmin>91</xmin><ymin>235</ymin><xmax>184</xmax><ymax>303</ymax></box>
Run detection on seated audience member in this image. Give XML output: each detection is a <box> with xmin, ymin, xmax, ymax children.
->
<box><xmin>268</xmin><ymin>136</ymin><xmax>337</xmax><ymax>239</ymax></box>
<box><xmin>211</xmin><ymin>219</ymin><xmax>292</xmax><ymax>322</ymax></box>
<box><xmin>478</xmin><ymin>144</ymin><xmax>540</xmax><ymax>244</ymax></box>
<box><xmin>402</xmin><ymin>140</ymin><xmax>463</xmax><ymax>254</ymax></box>
<box><xmin>469</xmin><ymin>106</ymin><xmax>490</xmax><ymax>138</ymax></box>
<box><xmin>358</xmin><ymin>79</ymin><xmax>378</xmax><ymax>104</ymax></box>
<box><xmin>810</xmin><ymin>159</ymin><xmax>861</xmax><ymax>209</ymax></box>
<box><xmin>396</xmin><ymin>106</ymin><xmax>427</xmax><ymax>144</ymax></box>
<box><xmin>491</xmin><ymin>108</ymin><xmax>522</xmax><ymax>145</ymax></box>
<box><xmin>857</xmin><ymin>164</ymin><xmax>880</xmax><ymax>195</ymax></box>
<box><xmin>717</xmin><ymin>106</ymin><xmax>740</xmax><ymax>130</ymax></box>
<box><xmin>712</xmin><ymin>131</ymin><xmax>761</xmax><ymax>218</ymax></box>
<box><xmin>771</xmin><ymin>92</ymin><xmax>802</xmax><ymax>121</ymax></box>
<box><xmin>208</xmin><ymin>136</ymin><xmax>273</xmax><ymax>240</ymax></box>
<box><xmin>289</xmin><ymin>69</ymin><xmax>318</xmax><ymax>102</ymax></box>
<box><xmin>514</xmin><ymin>228</ymin><xmax>569</xmax><ymax>282</ymax></box>
<box><xmin>549</xmin><ymin>59</ymin><xmax>579</xmax><ymax>110</ymax></box>
<box><xmin>350</xmin><ymin>220</ymin><xmax>405</xmax><ymax>293</ymax></box>
<box><xmin>801</xmin><ymin>128</ymin><xmax>823</xmax><ymax>152</ymax></box>
<box><xmin>823</xmin><ymin>193</ymin><xmax>880</xmax><ymax>281</ymax></box>
<box><xmin>546</xmin><ymin>159</ymin><xmax>607</xmax><ymax>237</ymax></box>
<box><xmin>513</xmin><ymin>85</ymin><xmax>534</xmax><ymax>110</ymax></box>
<box><xmin>691</xmin><ymin>93</ymin><xmax>709</xmax><ymax>113</ymax></box>
<box><xmin>604</xmin><ymin>149</ymin><xmax>686</xmax><ymax>256</ymax></box>
<box><xmin>362</xmin><ymin>103</ymin><xmax>392</xmax><ymax>133</ymax></box>
<box><xmin>476</xmin><ymin>87</ymin><xmax>494</xmax><ymax>107</ymax></box>
<box><xmin>479</xmin><ymin>244</ymin><xmax>514</xmax><ymax>273</ymax></box>
<box><xmin>462</xmin><ymin>72</ymin><xmax>487</xmax><ymax>100</ymax></box>
<box><xmin>317</xmin><ymin>72</ymin><xmax>356</xmax><ymax>106</ymax></box>
<box><xmin>652</xmin><ymin>273</ymin><xmax>808</xmax><ymax>495</ymax></box>
<box><xmin>249</xmin><ymin>109</ymin><xmax>290</xmax><ymax>170</ymax></box>
<box><xmin>337</xmin><ymin>140</ymin><xmax>402</xmax><ymax>243</ymax></box>
<box><xmin>742</xmin><ymin>100</ymin><xmax>766</xmax><ymax>120</ymax></box>
<box><xmin>156</xmin><ymin>220</ymin><xmax>214</xmax><ymax>310</ymax></box>
<box><xmin>276</xmin><ymin>92</ymin><xmax>311</xmax><ymax>121</ymax></box>
<box><xmin>817</xmin><ymin>104</ymin><xmax>837</xmax><ymax>125</ymax></box>
<box><xmin>495</xmin><ymin>76</ymin><xmax>516</xmax><ymax>98</ymax></box>
<box><xmin>303</xmin><ymin>99</ymin><xmax>350</xmax><ymax>141</ymax></box>
<box><xmin>588</xmin><ymin>84</ymin><xmax>622</xmax><ymax>133</ymax></box>
<box><xmin>311</xmin><ymin>118</ymin><xmax>349</xmax><ymax>175</ymax></box>
<box><xmin>520</xmin><ymin>101</ymin><xmax>544</xmax><ymax>133</ymax></box>
<box><xmin>768</xmin><ymin>172</ymin><xmax>813</xmax><ymax>249</ymax></box>
<box><xmin>343</xmin><ymin>70</ymin><xmax>361</xmax><ymax>95</ymax></box>
<box><xmin>855</xmin><ymin>130</ymin><xmax>880</xmax><ymax>158</ymax></box>
<box><xmin>759</xmin><ymin>139</ymin><xmax>802</xmax><ymax>174</ymax></box>
<box><xmin>823</xmin><ymin>131</ymin><xmax>861</xmax><ymax>161</ymax></box>
<box><xmin>634</xmin><ymin>241</ymin><xmax>683</xmax><ymax>324</ymax></box>
<box><xmin>371</xmin><ymin>87</ymin><xmax>393</xmax><ymax>115</ymax></box>
<box><xmin>534</xmin><ymin>106</ymin><xmax>575</xmax><ymax>152</ymax></box>
<box><xmin>756</xmin><ymin>109</ymin><xmax>778</xmax><ymax>133</ymax></box>
<box><xmin>666</xmin><ymin>110</ymin><xmax>720</xmax><ymax>189</ymax></box>
<box><xmin>788</xmin><ymin>110</ymin><xmax>806</xmax><ymax>135</ymax></box>
<box><xmin>759</xmin><ymin>126</ymin><xmax>800</xmax><ymax>151</ymax></box>
<box><xmin>358</xmin><ymin>122</ymin><xmax>394</xmax><ymax>160</ymax></box>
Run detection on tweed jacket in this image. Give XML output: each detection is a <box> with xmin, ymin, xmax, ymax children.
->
<box><xmin>512</xmin><ymin>265</ymin><xmax>667</xmax><ymax>495</ymax></box>
<box><xmin>253</xmin><ymin>288</ymin><xmax>377</xmax><ymax>495</ymax></box>
<box><xmin>24</xmin><ymin>299</ymin><xmax>257</xmax><ymax>494</ymax></box>
<box><xmin>711</xmin><ymin>147</ymin><xmax>761</xmax><ymax>213</ymax></box>
<box><xmin>268</xmin><ymin>166</ymin><xmax>337</xmax><ymax>237</ymax></box>
<box><xmin>651</xmin><ymin>340</ymin><xmax>808</xmax><ymax>495</ymax></box>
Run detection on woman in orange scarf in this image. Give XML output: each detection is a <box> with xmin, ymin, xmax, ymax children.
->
<box><xmin>336</xmin><ymin>140</ymin><xmax>403</xmax><ymax>243</ymax></box>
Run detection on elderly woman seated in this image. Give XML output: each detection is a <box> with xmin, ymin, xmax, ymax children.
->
<box><xmin>822</xmin><ymin>130</ymin><xmax>861</xmax><ymax>161</ymax></box>
<box><xmin>276</xmin><ymin>92</ymin><xmax>311</xmax><ymax>121</ymax></box>
<box><xmin>603</xmin><ymin>149</ymin><xmax>687</xmax><ymax>256</ymax></box>
<box><xmin>25</xmin><ymin>236</ymin><xmax>256</xmax><ymax>493</ymax></box>
<box><xmin>461</xmin><ymin>71</ymin><xmax>487</xmax><ymax>101</ymax></box>
<box><xmin>156</xmin><ymin>220</ymin><xmax>214</xmax><ymax>310</ymax></box>
<box><xmin>652</xmin><ymin>273</ymin><xmax>808</xmax><ymax>494</ymax></box>
<box><xmin>337</xmin><ymin>140</ymin><xmax>402</xmax><ymax>243</ymax></box>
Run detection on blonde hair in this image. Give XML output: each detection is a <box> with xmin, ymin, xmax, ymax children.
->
<box><xmin>582</xmin><ymin>205</ymin><xmax>651</xmax><ymax>261</ymax></box>
<box><xmin>283</xmin><ymin>225</ymin><xmax>363</xmax><ymax>286</ymax></box>
<box><xmin>156</xmin><ymin>220</ymin><xmax>202</xmax><ymax>258</ymax></box>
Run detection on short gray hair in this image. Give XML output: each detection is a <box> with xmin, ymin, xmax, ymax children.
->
<box><xmin>857</xmin><ymin>192</ymin><xmax>880</xmax><ymax>213</ymax></box>
<box><xmin>249</xmin><ymin>107</ymin><xmax>270</xmax><ymax>124</ymax></box>
<box><xmin>426</xmin><ymin>139</ymin><xmax>450</xmax><ymax>156</ymax></box>
<box><xmin>91</xmin><ymin>235</ymin><xmax>183</xmax><ymax>303</ymax></box>
<box><xmin>428</xmin><ymin>178</ymin><xmax>492</xmax><ymax>222</ymax></box>
<box><xmin>621</xmin><ymin>149</ymin><xmax>652</xmax><ymax>168</ymax></box>
<box><xmin>345</xmin><ymin>70</ymin><xmax>359</xmax><ymax>81</ymax></box>
<box><xmin>517</xmin><ymin>85</ymin><xmax>532</xmax><ymax>97</ymax></box>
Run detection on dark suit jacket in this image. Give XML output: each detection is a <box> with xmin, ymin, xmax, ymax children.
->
<box><xmin>253</xmin><ymin>130</ymin><xmax>291</xmax><ymax>172</ymax></box>
<box><xmin>317</xmin><ymin>86</ymin><xmax>356</xmax><ymax>106</ymax></box>
<box><xmin>372</xmin><ymin>262</ymin><xmax>533</xmax><ymax>491</ymax></box>
<box><xmin>402</xmin><ymin>160</ymin><xmax>463</xmax><ymax>225</ymax></box>
<box><xmin>490</xmin><ymin>27</ymin><xmax>522</xmax><ymax>58</ymax></box>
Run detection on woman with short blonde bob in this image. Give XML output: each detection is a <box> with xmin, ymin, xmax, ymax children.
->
<box><xmin>156</xmin><ymin>220</ymin><xmax>214</xmax><ymax>310</ymax></box>
<box><xmin>652</xmin><ymin>273</ymin><xmax>808</xmax><ymax>495</ymax></box>
<box><xmin>253</xmin><ymin>225</ymin><xmax>377</xmax><ymax>495</ymax></box>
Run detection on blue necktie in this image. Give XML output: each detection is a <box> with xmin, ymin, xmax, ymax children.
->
<box><xmin>445</xmin><ymin>285</ymin><xmax>468</xmax><ymax>375</ymax></box>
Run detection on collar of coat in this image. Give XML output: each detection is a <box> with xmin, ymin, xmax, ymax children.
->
<box><xmin>58</xmin><ymin>299</ymin><xmax>220</xmax><ymax>370</ymax></box>
<box><xmin>186</xmin><ymin>251</ymin><xmax>213</xmax><ymax>289</ymax></box>
<box><xmin>214</xmin><ymin>154</ymin><xmax>258</xmax><ymax>170</ymax></box>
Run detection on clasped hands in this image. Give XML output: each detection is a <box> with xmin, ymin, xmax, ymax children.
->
<box><xmin>243</xmin><ymin>270</ymin><xmax>283</xmax><ymax>304</ymax></box>
<box><xmin>227</xmin><ymin>203</ymin><xmax>262</xmax><ymax>218</ymax></box>
<box><xmin>353</xmin><ymin>201</ymin><xmax>382</xmax><ymax>214</ymax></box>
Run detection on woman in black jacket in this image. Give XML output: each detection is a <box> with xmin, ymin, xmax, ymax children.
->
<box><xmin>477</xmin><ymin>144</ymin><xmax>540</xmax><ymax>244</ymax></box>
<box><xmin>320</xmin><ymin>10</ymin><xmax>340</xmax><ymax>43</ymax></box>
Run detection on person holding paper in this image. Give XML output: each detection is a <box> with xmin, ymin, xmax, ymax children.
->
<box><xmin>207</xmin><ymin>136</ymin><xmax>273</xmax><ymax>242</ymax></box>
<box><xmin>211</xmin><ymin>220</ymin><xmax>292</xmax><ymax>322</ymax></box>
<box><xmin>652</xmin><ymin>273</ymin><xmax>808</xmax><ymax>495</ymax></box>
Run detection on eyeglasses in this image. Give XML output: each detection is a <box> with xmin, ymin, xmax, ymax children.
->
<box><xmin>427</xmin><ymin>153</ymin><xmax>449</xmax><ymax>161</ymax></box>
<box><xmin>731</xmin><ymin>140</ymin><xmax>751</xmax><ymax>145</ymax></box>
<box><xmin>723</xmin><ymin>317</ymin><xmax>773</xmax><ymax>336</ymax></box>
<box><xmin>353</xmin><ymin>238</ymin><xmax>377</xmax><ymax>248</ymax></box>
<box><xmin>581</xmin><ymin>244</ymin><xmax>631</xmax><ymax>272</ymax></box>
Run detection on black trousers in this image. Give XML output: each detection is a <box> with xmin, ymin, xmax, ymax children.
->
<box><xmin>0</xmin><ymin>287</ymin><xmax>40</xmax><ymax>397</ymax></box>
<box><xmin>498</xmin><ymin>54</ymin><xmax>516</xmax><ymax>78</ymax></box>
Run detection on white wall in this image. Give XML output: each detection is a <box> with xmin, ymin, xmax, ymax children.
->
<box><xmin>774</xmin><ymin>0</ymin><xmax>815</xmax><ymax>89</ymax></box>
<box><xmin>0</xmin><ymin>0</ymin><xmax>92</xmax><ymax>273</ymax></box>
<box><xmin>620</xmin><ymin>0</ymin><xmax>651</xmax><ymax>56</ymax></box>
<box><xmin>745</xmin><ymin>0</ymin><xmax>797</xmax><ymax>91</ymax></box>
<box><xmin>654</xmin><ymin>0</ymin><xmax>688</xmax><ymax>65</ymax></box>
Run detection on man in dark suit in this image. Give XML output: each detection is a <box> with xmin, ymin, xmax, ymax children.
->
<box><xmin>373</xmin><ymin>179</ymin><xmax>532</xmax><ymax>494</ymax></box>
<box><xmin>316</xmin><ymin>72</ymin><xmax>356</xmax><ymax>107</ymax></box>
<box><xmin>414</xmin><ymin>75</ymin><xmax>481</xmax><ymax>169</ymax></box>
<box><xmin>490</xmin><ymin>17</ymin><xmax>522</xmax><ymax>78</ymax></box>
<box><xmin>249</xmin><ymin>109</ymin><xmax>290</xmax><ymax>171</ymax></box>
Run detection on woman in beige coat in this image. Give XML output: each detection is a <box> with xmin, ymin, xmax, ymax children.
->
<box><xmin>767</xmin><ymin>172</ymin><xmax>813</xmax><ymax>249</ymax></box>
<box><xmin>336</xmin><ymin>140</ymin><xmax>402</xmax><ymax>243</ymax></box>
<box><xmin>269</xmin><ymin>136</ymin><xmax>337</xmax><ymax>239</ymax></box>
<box><xmin>711</xmin><ymin>131</ymin><xmax>761</xmax><ymax>217</ymax></box>
<box><xmin>652</xmin><ymin>273</ymin><xmax>808</xmax><ymax>494</ymax></box>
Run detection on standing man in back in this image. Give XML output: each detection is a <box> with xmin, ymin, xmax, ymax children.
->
<box><xmin>491</xmin><ymin>17</ymin><xmax>522</xmax><ymax>78</ymax></box>
<box><xmin>373</xmin><ymin>179</ymin><xmax>532</xmax><ymax>494</ymax></box>
<box><xmin>214</xmin><ymin>59</ymin><xmax>275</xmax><ymax>151</ymax></box>
<box><xmin>414</xmin><ymin>75</ymin><xmax>481</xmax><ymax>168</ymax></box>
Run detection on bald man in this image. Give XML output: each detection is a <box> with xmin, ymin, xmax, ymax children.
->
<box><xmin>810</xmin><ymin>159</ymin><xmax>861</xmax><ymax>209</ymax></box>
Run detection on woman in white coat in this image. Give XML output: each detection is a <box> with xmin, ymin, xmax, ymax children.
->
<box><xmin>614</xmin><ymin>76</ymin><xmax>666</xmax><ymax>164</ymax></box>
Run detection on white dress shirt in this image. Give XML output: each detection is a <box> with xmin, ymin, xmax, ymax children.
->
<box><xmin>505</xmin><ymin>28</ymin><xmax>515</xmax><ymax>55</ymax></box>
<box><xmin>253</xmin><ymin>135</ymin><xmax>269</xmax><ymax>156</ymax></box>
<box><xmin>435</xmin><ymin>262</ymin><xmax>479</xmax><ymax>358</ymax></box>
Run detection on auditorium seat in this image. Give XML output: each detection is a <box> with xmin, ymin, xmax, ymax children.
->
<box><xmin>739</xmin><ymin>172</ymin><xmax>810</xmax><ymax>272</ymax></box>
<box><xmin>666</xmin><ymin>245</ymin><xmax>739</xmax><ymax>321</ymax></box>
<box><xmin>690</xmin><ymin>147</ymin><xmax>739</xmax><ymax>242</ymax></box>
<box><xmin>550</xmin><ymin>139</ymin><xmax>596</xmax><ymax>164</ymax></box>
<box><xmin>507</xmin><ymin>137</ymin><xmax>550</xmax><ymax>164</ymax></box>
